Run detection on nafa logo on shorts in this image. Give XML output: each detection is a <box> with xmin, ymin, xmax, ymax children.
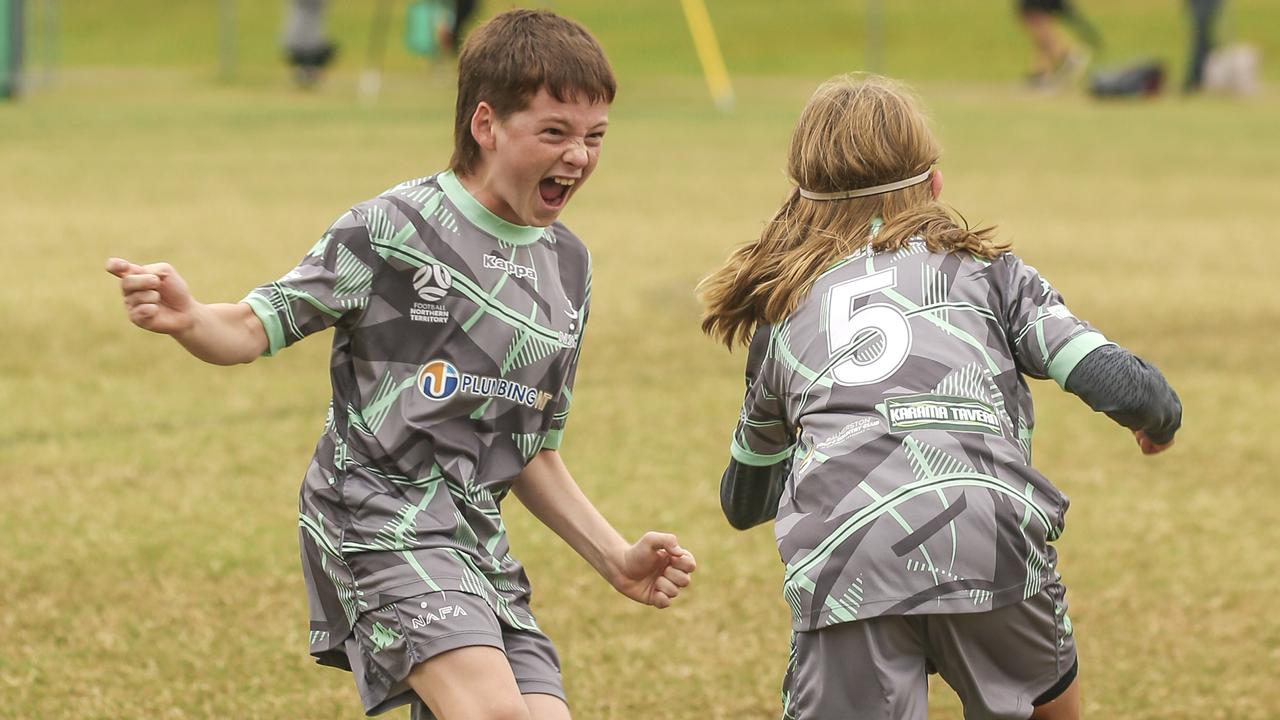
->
<box><xmin>411</xmin><ymin>601</ymin><xmax>470</xmax><ymax>628</ymax></box>
<box><xmin>413</xmin><ymin>264</ymin><xmax>452</xmax><ymax>302</ymax></box>
<box><xmin>418</xmin><ymin>360</ymin><xmax>461</xmax><ymax>400</ymax></box>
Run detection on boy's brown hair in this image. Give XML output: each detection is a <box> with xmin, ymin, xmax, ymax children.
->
<box><xmin>450</xmin><ymin>10</ymin><xmax>617</xmax><ymax>176</ymax></box>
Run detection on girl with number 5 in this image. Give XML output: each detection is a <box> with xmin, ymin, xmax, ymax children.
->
<box><xmin>699</xmin><ymin>74</ymin><xmax>1180</xmax><ymax>720</ymax></box>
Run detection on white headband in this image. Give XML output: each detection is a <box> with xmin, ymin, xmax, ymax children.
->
<box><xmin>798</xmin><ymin>168</ymin><xmax>933</xmax><ymax>201</ymax></box>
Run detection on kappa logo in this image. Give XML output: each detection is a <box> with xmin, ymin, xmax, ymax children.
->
<box><xmin>411</xmin><ymin>601</ymin><xmax>469</xmax><ymax>628</ymax></box>
<box><xmin>413</xmin><ymin>264</ymin><xmax>453</xmax><ymax>302</ymax></box>
<box><xmin>369</xmin><ymin>621</ymin><xmax>401</xmax><ymax>653</ymax></box>
<box><xmin>483</xmin><ymin>254</ymin><xmax>536</xmax><ymax>281</ymax></box>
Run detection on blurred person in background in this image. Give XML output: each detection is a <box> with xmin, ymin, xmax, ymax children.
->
<box><xmin>107</xmin><ymin>9</ymin><xmax>696</xmax><ymax>720</ymax></box>
<box><xmin>701</xmin><ymin>74</ymin><xmax>1181</xmax><ymax>720</ymax></box>
<box><xmin>1016</xmin><ymin>0</ymin><xmax>1102</xmax><ymax>89</ymax></box>
<box><xmin>1184</xmin><ymin>0</ymin><xmax>1224</xmax><ymax>92</ymax></box>
<box><xmin>283</xmin><ymin>0</ymin><xmax>337</xmax><ymax>88</ymax></box>
<box><xmin>443</xmin><ymin>0</ymin><xmax>481</xmax><ymax>55</ymax></box>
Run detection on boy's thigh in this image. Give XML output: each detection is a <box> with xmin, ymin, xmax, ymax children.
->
<box><xmin>349</xmin><ymin>590</ymin><xmax>562</xmax><ymax>718</ymax></box>
<box><xmin>783</xmin><ymin>616</ymin><xmax>929</xmax><ymax>720</ymax></box>
<box><xmin>406</xmin><ymin>663</ymin><xmax>569</xmax><ymax>720</ymax></box>
<box><xmin>924</xmin><ymin>581</ymin><xmax>1077</xmax><ymax>720</ymax></box>
<box><xmin>406</xmin><ymin>645</ymin><xmax>528</xmax><ymax>720</ymax></box>
<box><xmin>384</xmin><ymin>595</ymin><xmax>566</xmax><ymax>720</ymax></box>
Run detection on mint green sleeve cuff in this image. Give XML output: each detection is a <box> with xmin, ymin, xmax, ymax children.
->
<box><xmin>1047</xmin><ymin>331</ymin><xmax>1114</xmax><ymax>389</ymax></box>
<box><xmin>241</xmin><ymin>292</ymin><xmax>286</xmax><ymax>357</ymax></box>
<box><xmin>541</xmin><ymin>428</ymin><xmax>565</xmax><ymax>451</ymax></box>
<box><xmin>730</xmin><ymin>438</ymin><xmax>794</xmax><ymax>467</ymax></box>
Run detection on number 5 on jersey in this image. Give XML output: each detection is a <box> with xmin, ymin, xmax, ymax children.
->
<box><xmin>825</xmin><ymin>268</ymin><xmax>913</xmax><ymax>386</ymax></box>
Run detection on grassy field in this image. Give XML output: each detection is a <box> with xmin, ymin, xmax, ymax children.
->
<box><xmin>2</xmin><ymin>1</ymin><xmax>1278</xmax><ymax>718</ymax></box>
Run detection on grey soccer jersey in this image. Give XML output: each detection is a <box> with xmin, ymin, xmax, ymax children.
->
<box><xmin>731</xmin><ymin>240</ymin><xmax>1111</xmax><ymax>631</ymax></box>
<box><xmin>242</xmin><ymin>170</ymin><xmax>590</xmax><ymax>667</ymax></box>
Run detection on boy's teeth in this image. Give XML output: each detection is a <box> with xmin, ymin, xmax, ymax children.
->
<box><xmin>552</xmin><ymin>177</ymin><xmax>575</xmax><ymax>186</ymax></box>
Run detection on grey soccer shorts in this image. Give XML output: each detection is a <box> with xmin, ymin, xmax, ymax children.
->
<box><xmin>342</xmin><ymin>590</ymin><xmax>565</xmax><ymax>717</ymax></box>
<box><xmin>782</xmin><ymin>580</ymin><xmax>1076</xmax><ymax>720</ymax></box>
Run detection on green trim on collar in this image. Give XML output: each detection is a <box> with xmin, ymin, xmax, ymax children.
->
<box><xmin>438</xmin><ymin>170</ymin><xmax>544</xmax><ymax>246</ymax></box>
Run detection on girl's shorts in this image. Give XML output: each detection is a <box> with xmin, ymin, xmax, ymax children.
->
<box><xmin>782</xmin><ymin>580</ymin><xmax>1076</xmax><ymax>720</ymax></box>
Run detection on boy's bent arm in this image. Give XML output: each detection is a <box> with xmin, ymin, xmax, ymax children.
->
<box><xmin>172</xmin><ymin>302</ymin><xmax>269</xmax><ymax>365</ymax></box>
<box><xmin>513</xmin><ymin>449</ymin><xmax>696</xmax><ymax>608</ymax></box>
<box><xmin>107</xmin><ymin>258</ymin><xmax>268</xmax><ymax>365</ymax></box>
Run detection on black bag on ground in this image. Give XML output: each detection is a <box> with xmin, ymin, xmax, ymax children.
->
<box><xmin>1089</xmin><ymin>60</ymin><xmax>1166</xmax><ymax>97</ymax></box>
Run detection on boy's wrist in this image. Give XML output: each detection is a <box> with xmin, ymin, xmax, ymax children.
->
<box><xmin>169</xmin><ymin>301</ymin><xmax>205</xmax><ymax>340</ymax></box>
<box><xmin>599</xmin><ymin>537</ymin><xmax>632</xmax><ymax>588</ymax></box>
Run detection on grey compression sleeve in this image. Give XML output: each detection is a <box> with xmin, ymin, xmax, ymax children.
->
<box><xmin>1064</xmin><ymin>344</ymin><xmax>1182</xmax><ymax>445</ymax></box>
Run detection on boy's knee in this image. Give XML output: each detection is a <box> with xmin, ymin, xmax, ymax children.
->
<box><xmin>479</xmin><ymin>700</ymin><xmax>532</xmax><ymax>720</ymax></box>
<box><xmin>420</xmin><ymin>698</ymin><xmax>530</xmax><ymax>720</ymax></box>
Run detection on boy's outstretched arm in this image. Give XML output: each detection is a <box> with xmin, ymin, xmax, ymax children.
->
<box><xmin>1064</xmin><ymin>344</ymin><xmax>1182</xmax><ymax>454</ymax></box>
<box><xmin>513</xmin><ymin>449</ymin><xmax>696</xmax><ymax>609</ymax></box>
<box><xmin>106</xmin><ymin>257</ymin><xmax>268</xmax><ymax>365</ymax></box>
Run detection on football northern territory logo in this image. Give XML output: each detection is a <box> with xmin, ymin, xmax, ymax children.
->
<box><xmin>411</xmin><ymin>265</ymin><xmax>452</xmax><ymax>324</ymax></box>
<box><xmin>413</xmin><ymin>264</ymin><xmax>452</xmax><ymax>301</ymax></box>
<box><xmin>418</xmin><ymin>359</ymin><xmax>554</xmax><ymax>410</ymax></box>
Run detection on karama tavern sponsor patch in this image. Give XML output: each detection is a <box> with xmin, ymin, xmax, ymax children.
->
<box><xmin>880</xmin><ymin>393</ymin><xmax>1003</xmax><ymax>436</ymax></box>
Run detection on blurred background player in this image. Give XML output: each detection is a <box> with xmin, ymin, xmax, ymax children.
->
<box><xmin>700</xmin><ymin>74</ymin><xmax>1180</xmax><ymax>720</ymax></box>
<box><xmin>1016</xmin><ymin>0</ymin><xmax>1102</xmax><ymax>89</ymax></box>
<box><xmin>442</xmin><ymin>0</ymin><xmax>480</xmax><ymax>55</ymax></box>
<box><xmin>283</xmin><ymin>0</ymin><xmax>336</xmax><ymax>88</ymax></box>
<box><xmin>1184</xmin><ymin>0</ymin><xmax>1225</xmax><ymax>92</ymax></box>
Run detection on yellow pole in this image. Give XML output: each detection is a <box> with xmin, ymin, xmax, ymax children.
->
<box><xmin>679</xmin><ymin>0</ymin><xmax>734</xmax><ymax>112</ymax></box>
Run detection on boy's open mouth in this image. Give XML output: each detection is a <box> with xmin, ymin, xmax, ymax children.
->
<box><xmin>538</xmin><ymin>176</ymin><xmax>575</xmax><ymax>209</ymax></box>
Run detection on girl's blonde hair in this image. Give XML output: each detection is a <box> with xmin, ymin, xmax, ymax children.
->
<box><xmin>699</xmin><ymin>74</ymin><xmax>1007</xmax><ymax>348</ymax></box>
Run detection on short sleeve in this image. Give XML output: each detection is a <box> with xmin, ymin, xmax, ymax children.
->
<box><xmin>241</xmin><ymin>208</ymin><xmax>377</xmax><ymax>356</ymax></box>
<box><xmin>999</xmin><ymin>254</ymin><xmax>1114</xmax><ymax>388</ymax></box>
<box><xmin>729</xmin><ymin>325</ymin><xmax>796</xmax><ymax>467</ymax></box>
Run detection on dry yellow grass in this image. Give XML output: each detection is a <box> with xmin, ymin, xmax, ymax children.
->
<box><xmin>2</xmin><ymin>5</ymin><xmax>1278</xmax><ymax>717</ymax></box>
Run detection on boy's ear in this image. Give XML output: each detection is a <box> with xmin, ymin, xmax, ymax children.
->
<box><xmin>471</xmin><ymin>102</ymin><xmax>498</xmax><ymax>152</ymax></box>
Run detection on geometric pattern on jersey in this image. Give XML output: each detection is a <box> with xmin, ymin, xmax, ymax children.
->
<box><xmin>730</xmin><ymin>240</ymin><xmax>1110</xmax><ymax>631</ymax></box>
<box><xmin>243</xmin><ymin>170</ymin><xmax>591</xmax><ymax>668</ymax></box>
